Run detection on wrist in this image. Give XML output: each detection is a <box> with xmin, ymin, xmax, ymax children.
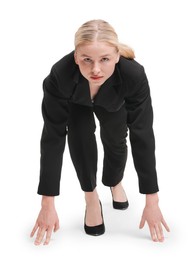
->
<box><xmin>145</xmin><ymin>193</ymin><xmax>159</xmax><ymax>206</ymax></box>
<box><xmin>41</xmin><ymin>195</ymin><xmax>55</xmax><ymax>208</ymax></box>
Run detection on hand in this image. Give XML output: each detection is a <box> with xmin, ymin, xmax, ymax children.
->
<box><xmin>139</xmin><ymin>193</ymin><xmax>170</xmax><ymax>242</ymax></box>
<box><xmin>30</xmin><ymin>197</ymin><xmax>59</xmax><ymax>245</ymax></box>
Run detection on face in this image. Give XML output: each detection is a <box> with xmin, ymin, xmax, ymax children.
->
<box><xmin>74</xmin><ymin>42</ymin><xmax>120</xmax><ymax>87</ymax></box>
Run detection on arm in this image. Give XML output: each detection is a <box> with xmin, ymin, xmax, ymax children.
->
<box><xmin>125</xmin><ymin>67</ymin><xmax>169</xmax><ymax>241</ymax></box>
<box><xmin>125</xmin><ymin>67</ymin><xmax>158</xmax><ymax>194</ymax></box>
<box><xmin>31</xmin><ymin>68</ymin><xmax>69</xmax><ymax>245</ymax></box>
<box><xmin>38</xmin><ymin>67</ymin><xmax>69</xmax><ymax>196</ymax></box>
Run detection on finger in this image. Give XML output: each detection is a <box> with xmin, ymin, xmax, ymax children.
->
<box><xmin>150</xmin><ymin>227</ymin><xmax>158</xmax><ymax>242</ymax></box>
<box><xmin>34</xmin><ymin>228</ymin><xmax>46</xmax><ymax>246</ymax></box>
<box><xmin>139</xmin><ymin>216</ymin><xmax>145</xmax><ymax>229</ymax></box>
<box><xmin>159</xmin><ymin>223</ymin><xmax>164</xmax><ymax>241</ymax></box>
<box><xmin>34</xmin><ymin>228</ymin><xmax>42</xmax><ymax>245</ymax></box>
<box><xmin>155</xmin><ymin>224</ymin><xmax>164</xmax><ymax>242</ymax></box>
<box><xmin>35</xmin><ymin>228</ymin><xmax>46</xmax><ymax>245</ymax></box>
<box><xmin>162</xmin><ymin>218</ymin><xmax>170</xmax><ymax>232</ymax></box>
<box><xmin>44</xmin><ymin>228</ymin><xmax>52</xmax><ymax>245</ymax></box>
<box><xmin>54</xmin><ymin>221</ymin><xmax>60</xmax><ymax>232</ymax></box>
<box><xmin>30</xmin><ymin>222</ymin><xmax>38</xmax><ymax>237</ymax></box>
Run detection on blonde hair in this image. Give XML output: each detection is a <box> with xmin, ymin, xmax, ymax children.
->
<box><xmin>74</xmin><ymin>19</ymin><xmax>135</xmax><ymax>59</ymax></box>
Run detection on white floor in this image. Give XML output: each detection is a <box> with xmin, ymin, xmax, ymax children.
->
<box><xmin>2</xmin><ymin>191</ymin><xmax>192</xmax><ymax>260</ymax></box>
<box><xmin>1</xmin><ymin>142</ymin><xmax>192</xmax><ymax>260</ymax></box>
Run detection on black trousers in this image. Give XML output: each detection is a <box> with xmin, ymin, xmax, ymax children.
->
<box><xmin>67</xmin><ymin>103</ymin><xmax>128</xmax><ymax>192</ymax></box>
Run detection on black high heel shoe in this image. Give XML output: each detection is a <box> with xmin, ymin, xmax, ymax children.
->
<box><xmin>110</xmin><ymin>187</ymin><xmax>129</xmax><ymax>210</ymax></box>
<box><xmin>84</xmin><ymin>201</ymin><xmax>105</xmax><ymax>236</ymax></box>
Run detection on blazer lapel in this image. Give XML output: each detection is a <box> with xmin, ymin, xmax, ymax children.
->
<box><xmin>71</xmin><ymin>66</ymin><xmax>125</xmax><ymax>112</ymax></box>
<box><xmin>94</xmin><ymin>68</ymin><xmax>125</xmax><ymax>112</ymax></box>
<box><xmin>71</xmin><ymin>71</ymin><xmax>93</xmax><ymax>107</ymax></box>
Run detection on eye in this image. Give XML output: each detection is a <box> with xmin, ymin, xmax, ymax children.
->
<box><xmin>83</xmin><ymin>58</ymin><xmax>92</xmax><ymax>63</ymax></box>
<box><xmin>101</xmin><ymin>57</ymin><xmax>109</xmax><ymax>62</ymax></box>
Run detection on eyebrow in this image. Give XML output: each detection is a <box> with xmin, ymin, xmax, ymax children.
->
<box><xmin>80</xmin><ymin>54</ymin><xmax>111</xmax><ymax>58</ymax></box>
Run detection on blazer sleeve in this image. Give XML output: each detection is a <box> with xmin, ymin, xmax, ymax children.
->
<box><xmin>37</xmin><ymin>67</ymin><xmax>69</xmax><ymax>196</ymax></box>
<box><xmin>125</xmin><ymin>67</ymin><xmax>159</xmax><ymax>194</ymax></box>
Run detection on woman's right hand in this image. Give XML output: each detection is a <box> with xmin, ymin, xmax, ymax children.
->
<box><xmin>30</xmin><ymin>196</ymin><xmax>59</xmax><ymax>245</ymax></box>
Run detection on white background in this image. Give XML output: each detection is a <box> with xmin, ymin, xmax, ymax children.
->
<box><xmin>0</xmin><ymin>0</ymin><xmax>193</xmax><ymax>259</ymax></box>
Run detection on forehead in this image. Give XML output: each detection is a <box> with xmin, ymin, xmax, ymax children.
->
<box><xmin>76</xmin><ymin>42</ymin><xmax>117</xmax><ymax>57</ymax></box>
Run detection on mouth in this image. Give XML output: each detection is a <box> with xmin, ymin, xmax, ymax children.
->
<box><xmin>90</xmin><ymin>76</ymin><xmax>103</xmax><ymax>80</ymax></box>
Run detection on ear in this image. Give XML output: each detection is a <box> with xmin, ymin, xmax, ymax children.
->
<box><xmin>116</xmin><ymin>52</ymin><xmax>120</xmax><ymax>63</ymax></box>
<box><xmin>74</xmin><ymin>52</ymin><xmax>79</xmax><ymax>65</ymax></box>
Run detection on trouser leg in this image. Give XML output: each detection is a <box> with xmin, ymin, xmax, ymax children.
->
<box><xmin>67</xmin><ymin>103</ymin><xmax>97</xmax><ymax>191</ymax></box>
<box><xmin>94</xmin><ymin>105</ymin><xmax>128</xmax><ymax>187</ymax></box>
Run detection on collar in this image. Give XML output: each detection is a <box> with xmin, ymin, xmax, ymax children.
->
<box><xmin>71</xmin><ymin>66</ymin><xmax>125</xmax><ymax>112</ymax></box>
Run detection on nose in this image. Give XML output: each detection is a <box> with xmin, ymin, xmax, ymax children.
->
<box><xmin>91</xmin><ymin>62</ymin><xmax>101</xmax><ymax>75</ymax></box>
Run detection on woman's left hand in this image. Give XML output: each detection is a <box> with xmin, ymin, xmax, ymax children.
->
<box><xmin>139</xmin><ymin>193</ymin><xmax>170</xmax><ymax>242</ymax></box>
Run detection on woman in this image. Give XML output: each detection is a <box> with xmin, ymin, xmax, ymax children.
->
<box><xmin>30</xmin><ymin>19</ymin><xmax>170</xmax><ymax>245</ymax></box>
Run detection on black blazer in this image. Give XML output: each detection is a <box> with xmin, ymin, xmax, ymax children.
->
<box><xmin>38</xmin><ymin>51</ymin><xmax>159</xmax><ymax>196</ymax></box>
